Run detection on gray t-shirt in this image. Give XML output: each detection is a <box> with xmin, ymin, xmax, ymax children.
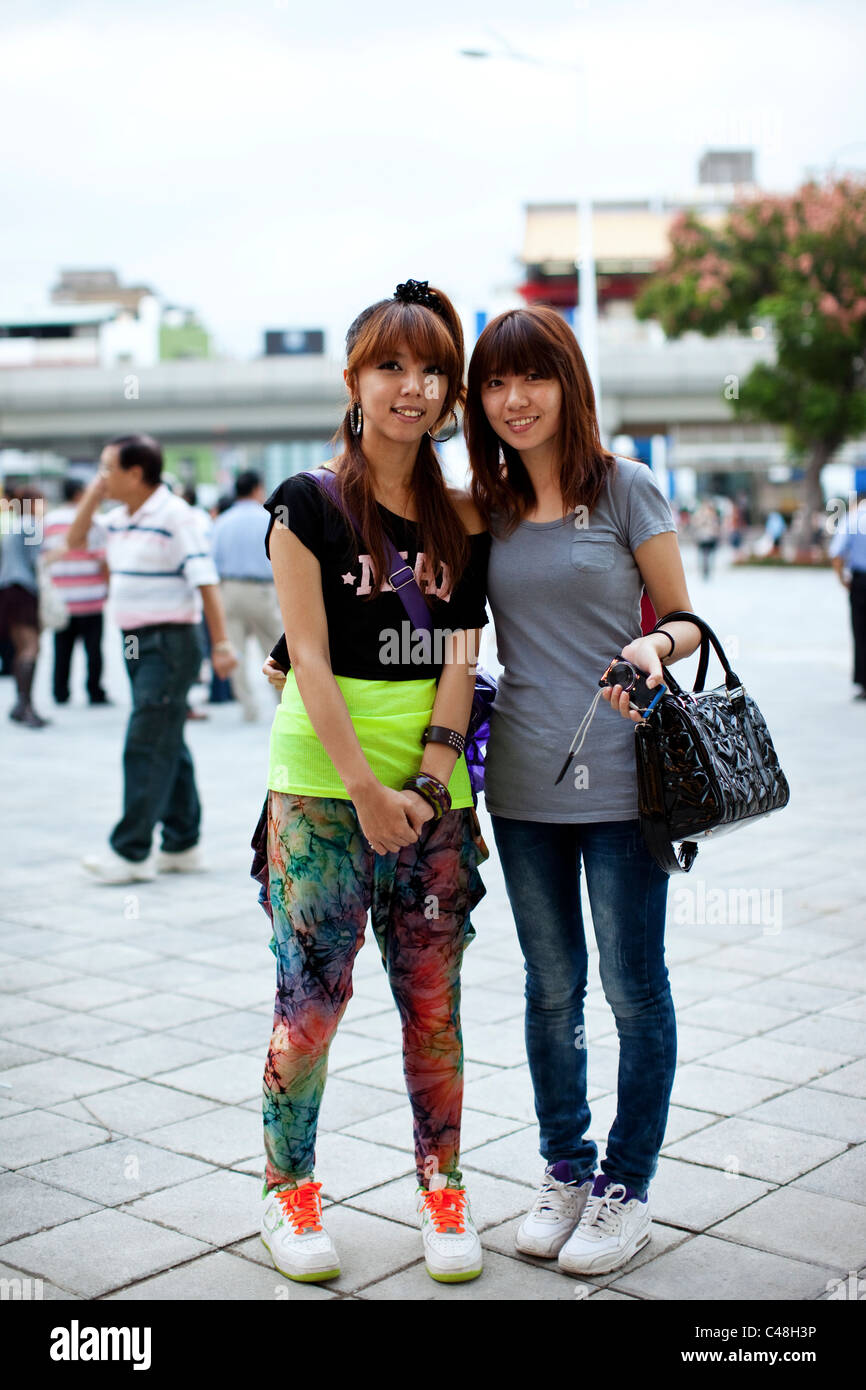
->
<box><xmin>484</xmin><ymin>457</ymin><xmax>676</xmax><ymax>823</ymax></box>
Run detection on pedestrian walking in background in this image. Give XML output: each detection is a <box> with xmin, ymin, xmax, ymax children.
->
<box><xmin>0</xmin><ymin>485</ymin><xmax>49</xmax><ymax>728</ymax></box>
<box><xmin>465</xmin><ymin>305</ymin><xmax>702</xmax><ymax>1277</ymax></box>
<box><xmin>692</xmin><ymin>499</ymin><xmax>721</xmax><ymax>580</ymax></box>
<box><xmin>258</xmin><ymin>281</ymin><xmax>489</xmax><ymax>1286</ymax></box>
<box><xmin>65</xmin><ymin>434</ymin><xmax>238</xmax><ymax>883</ymax></box>
<box><xmin>211</xmin><ymin>470</ymin><xmax>282</xmax><ymax>721</ymax></box>
<box><xmin>42</xmin><ymin>478</ymin><xmax>111</xmax><ymax>706</ymax></box>
<box><xmin>830</xmin><ymin>491</ymin><xmax>866</xmax><ymax>700</ymax></box>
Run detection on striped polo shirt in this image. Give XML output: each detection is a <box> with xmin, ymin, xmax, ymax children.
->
<box><xmin>43</xmin><ymin>504</ymin><xmax>109</xmax><ymax>616</ymax></box>
<box><xmin>103</xmin><ymin>484</ymin><xmax>219</xmax><ymax>629</ymax></box>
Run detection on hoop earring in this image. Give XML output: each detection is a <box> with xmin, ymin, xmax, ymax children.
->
<box><xmin>428</xmin><ymin>409</ymin><xmax>459</xmax><ymax>444</ymax></box>
<box><xmin>349</xmin><ymin>401</ymin><xmax>363</xmax><ymax>437</ymax></box>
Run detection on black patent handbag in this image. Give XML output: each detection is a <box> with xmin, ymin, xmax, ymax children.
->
<box><xmin>635</xmin><ymin>610</ymin><xmax>791</xmax><ymax>874</ymax></box>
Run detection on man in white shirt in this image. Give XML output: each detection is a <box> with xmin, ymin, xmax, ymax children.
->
<box><xmin>67</xmin><ymin>434</ymin><xmax>238</xmax><ymax>883</ymax></box>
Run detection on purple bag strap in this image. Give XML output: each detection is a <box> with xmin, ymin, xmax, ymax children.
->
<box><xmin>307</xmin><ymin>467</ymin><xmax>434</xmax><ymax>634</ymax></box>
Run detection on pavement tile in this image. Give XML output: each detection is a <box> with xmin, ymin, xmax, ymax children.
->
<box><xmin>49</xmin><ymin>943</ymin><xmax>162</xmax><ymax>976</ymax></box>
<box><xmin>793</xmin><ymin>1144</ymin><xmax>866</xmax><ymax>1205</ymax></box>
<box><xmin>335</xmin><ymin>1051</ymin><xmax>501</xmax><ymax>1095</ymax></box>
<box><xmin>730</xmin><ymin>978</ymin><xmax>856</xmax><ymax>1013</ymax></box>
<box><xmin>107</xmin><ymin>960</ymin><xmax>237</xmax><ymax>994</ymax></box>
<box><xmin>167</xmin><ymin>1009</ymin><xmax>272</xmax><ymax>1053</ymax></box>
<box><xmin>0</xmin><ymin>1208</ymin><xmax>209</xmax><ymax>1298</ymax></box>
<box><xmin>74</xmin><ymin>1033</ymin><xmax>212</xmax><ymax>1080</ymax></box>
<box><xmin>0</xmin><ymin>1171</ymin><xmax>99</xmax><ymax>1243</ymax></box>
<box><xmin>669</xmin><ymin>1064</ymin><xmax>796</xmax><ymax>1115</ymax></box>
<box><xmin>0</xmin><ymin>999</ymin><xmax>69</xmax><ymax>1031</ymax></box>
<box><xmin>361</xmin><ymin>1246</ymin><xmax>586</xmax><ymax>1300</ymax></box>
<box><xmin>825</xmin><ymin>996</ymin><xmax>866</xmax><ymax>1023</ymax></box>
<box><xmin>0</xmin><ymin>928</ymin><xmax>93</xmax><ymax>960</ymax></box>
<box><xmin>343</xmin><ymin>1105</ymin><xmax>524</xmax><ymax>1153</ymax></box>
<box><xmin>664</xmin><ymin>1117</ymin><xmax>846</xmax><ymax>1183</ymax></box>
<box><xmin>2</xmin><ymin>962</ymin><xmax>83</xmax><ymax>994</ymax></box>
<box><xmin>460</xmin><ymin>1126</ymin><xmax>549</xmax><ymax>1186</ymax></box>
<box><xmin>309</xmin><ymin>1133</ymin><xmax>414</xmax><ymax>1200</ymax></box>
<box><xmin>106</xmin><ymin>1248</ymin><xmax>337</xmax><ymax>1300</ymax></box>
<box><xmin>44</xmin><ymin>1082</ymin><xmax>218</xmax><ymax>1136</ymax></box>
<box><xmin>121</xmin><ymin>1169</ymin><xmax>267</xmax><ymax>1245</ymax></box>
<box><xmin>712</xmin><ymin>1186</ymin><xmax>866</xmax><ymax>1269</ymax></box>
<box><xmin>176</xmin><ymin>971</ymin><xmax>272</xmax><ymax>1011</ymax></box>
<box><xmin>92</xmin><ymin>993</ymin><xmax>226</xmax><ymax>1032</ymax></box>
<box><xmin>317</xmin><ymin>1076</ymin><xmax>409</xmax><ymax>1132</ymax></box>
<box><xmin>130</xmin><ymin>1053</ymin><xmax>262</xmax><ymax>1105</ymax></box>
<box><xmin>462</xmin><ymin>1065</ymin><xmax>541</xmax><ymax>1123</ymax></box>
<box><xmin>0</xmin><ymin>1259</ymin><xmax>82</xmax><ymax>1299</ymax></box>
<box><xmin>637</xmin><ymin>1156</ymin><xmax>776</xmax><ymax>1231</ymax></box>
<box><xmin>676</xmin><ymin>997</ymin><xmax>798</xmax><ymax>1036</ymax></box>
<box><xmin>673</xmin><ymin>1023</ymin><xmax>746</xmax><ymax>1064</ymax></box>
<box><xmin>783</xmin><ymin>958</ymin><xmax>866</xmax><ymax>993</ymax></box>
<box><xmin>184</xmin><ymin>943</ymin><xmax>266</xmax><ymax>973</ymax></box>
<box><xmin>140</xmin><ymin>1106</ymin><xmax>260</xmax><ymax>1166</ymax></box>
<box><xmin>696</xmin><ymin>945</ymin><xmax>814</xmax><ymax>976</ymax></box>
<box><xmin>464</xmin><ymin>1020</ymin><xmax>534</xmax><ymax>1067</ymax></box>
<box><xmin>762</xmin><ymin>1014</ymin><xmax>866</xmax><ymax>1055</ymax></box>
<box><xmin>324</xmin><ymin>1031</ymin><xmax>399</xmax><ymax>1074</ymax></box>
<box><xmin>0</xmin><ymin>1110</ymin><xmax>109</xmax><ymax>1169</ymax></box>
<box><xmin>704</xmin><ymin>1037</ymin><xmax>855</xmax><ymax>1084</ymax></box>
<box><xmin>741</xmin><ymin>1087</ymin><xmax>866</xmax><ymax>1143</ymax></box>
<box><xmin>9</xmin><ymin>1016</ymin><xmax>143</xmax><ymax>1056</ymax></box>
<box><xmin>668</xmin><ymin>963</ymin><xmax>762</xmax><ymax>996</ymax></box>
<box><xmin>20</xmin><ymin>1138</ymin><xmax>214</xmax><ymax>1205</ymax></box>
<box><xmin>0</xmin><ymin>1041</ymin><xmax>52</xmax><ymax>1071</ymax></box>
<box><xmin>0</xmin><ymin>1056</ymin><xmax>133</xmax><ymax>1105</ymax></box>
<box><xmin>24</xmin><ymin>978</ymin><xmax>149</xmax><ymax>1012</ymax></box>
<box><xmin>810</xmin><ymin>1059</ymin><xmax>866</xmax><ymax>1098</ymax></box>
<box><xmin>611</xmin><ymin>1233</ymin><xmax>833</xmax><ymax>1301</ymax></box>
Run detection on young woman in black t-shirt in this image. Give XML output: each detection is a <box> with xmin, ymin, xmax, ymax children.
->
<box><xmin>258</xmin><ymin>281</ymin><xmax>490</xmax><ymax>1286</ymax></box>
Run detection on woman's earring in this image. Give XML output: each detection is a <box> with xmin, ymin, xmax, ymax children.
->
<box><xmin>428</xmin><ymin>409</ymin><xmax>459</xmax><ymax>444</ymax></box>
<box><xmin>349</xmin><ymin>400</ymin><xmax>363</xmax><ymax>437</ymax></box>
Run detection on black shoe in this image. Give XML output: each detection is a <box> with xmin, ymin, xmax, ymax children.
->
<box><xmin>10</xmin><ymin>705</ymin><xmax>50</xmax><ymax>728</ymax></box>
<box><xmin>89</xmin><ymin>693</ymin><xmax>113</xmax><ymax>705</ymax></box>
<box><xmin>54</xmin><ymin>693</ymin><xmax>69</xmax><ymax>704</ymax></box>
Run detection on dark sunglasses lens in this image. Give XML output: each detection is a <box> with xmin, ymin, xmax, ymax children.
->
<box><xmin>609</xmin><ymin>661</ymin><xmax>635</xmax><ymax>690</ymax></box>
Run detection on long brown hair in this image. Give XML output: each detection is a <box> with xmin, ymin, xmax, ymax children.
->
<box><xmin>332</xmin><ymin>287</ymin><xmax>469</xmax><ymax>601</ymax></box>
<box><xmin>465</xmin><ymin>306</ymin><xmax>615</xmax><ymax>531</ymax></box>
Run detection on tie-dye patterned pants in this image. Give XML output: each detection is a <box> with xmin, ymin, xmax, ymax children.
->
<box><xmin>263</xmin><ymin>792</ymin><xmax>487</xmax><ymax>1191</ymax></box>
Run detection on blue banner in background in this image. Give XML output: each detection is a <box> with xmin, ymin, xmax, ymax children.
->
<box><xmin>474</xmin><ymin>311</ymin><xmax>487</xmax><ymax>342</ymax></box>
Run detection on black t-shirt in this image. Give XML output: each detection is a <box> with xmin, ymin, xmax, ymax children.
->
<box><xmin>263</xmin><ymin>471</ymin><xmax>490</xmax><ymax>680</ymax></box>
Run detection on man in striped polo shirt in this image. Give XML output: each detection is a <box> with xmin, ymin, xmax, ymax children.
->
<box><xmin>43</xmin><ymin>479</ymin><xmax>111</xmax><ymax>706</ymax></box>
<box><xmin>67</xmin><ymin>434</ymin><xmax>238</xmax><ymax>884</ymax></box>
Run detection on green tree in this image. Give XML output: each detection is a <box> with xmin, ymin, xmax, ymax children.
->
<box><xmin>635</xmin><ymin>177</ymin><xmax>866</xmax><ymax>518</ymax></box>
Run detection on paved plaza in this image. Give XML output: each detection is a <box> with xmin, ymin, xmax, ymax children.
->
<box><xmin>1</xmin><ymin>550</ymin><xmax>865</xmax><ymax>1302</ymax></box>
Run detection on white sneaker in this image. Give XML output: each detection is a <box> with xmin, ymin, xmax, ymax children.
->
<box><xmin>417</xmin><ymin>1179</ymin><xmax>483</xmax><ymax>1283</ymax></box>
<box><xmin>557</xmin><ymin>1178</ymin><xmax>651</xmax><ymax>1275</ymax></box>
<box><xmin>156</xmin><ymin>844</ymin><xmax>206</xmax><ymax>873</ymax></box>
<box><xmin>515</xmin><ymin>1164</ymin><xmax>595</xmax><ymax>1258</ymax></box>
<box><xmin>261</xmin><ymin>1181</ymin><xmax>340</xmax><ymax>1283</ymax></box>
<box><xmin>82</xmin><ymin>849</ymin><xmax>156</xmax><ymax>884</ymax></box>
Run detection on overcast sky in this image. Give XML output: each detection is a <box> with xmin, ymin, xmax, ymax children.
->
<box><xmin>2</xmin><ymin>0</ymin><xmax>865</xmax><ymax>359</ymax></box>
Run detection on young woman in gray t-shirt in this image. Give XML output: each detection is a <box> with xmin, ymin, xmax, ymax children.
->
<box><xmin>465</xmin><ymin>304</ymin><xmax>702</xmax><ymax>1277</ymax></box>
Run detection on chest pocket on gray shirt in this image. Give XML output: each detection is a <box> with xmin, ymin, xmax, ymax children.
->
<box><xmin>570</xmin><ymin>535</ymin><xmax>615</xmax><ymax>572</ymax></box>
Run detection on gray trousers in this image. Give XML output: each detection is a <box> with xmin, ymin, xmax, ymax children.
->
<box><xmin>220</xmin><ymin>579</ymin><xmax>283</xmax><ymax>719</ymax></box>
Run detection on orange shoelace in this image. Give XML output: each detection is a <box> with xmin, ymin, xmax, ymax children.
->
<box><xmin>421</xmin><ymin>1187</ymin><xmax>467</xmax><ymax>1234</ymax></box>
<box><xmin>277</xmin><ymin>1181</ymin><xmax>324</xmax><ymax>1234</ymax></box>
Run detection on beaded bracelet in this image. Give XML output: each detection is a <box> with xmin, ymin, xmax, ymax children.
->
<box><xmin>402</xmin><ymin>773</ymin><xmax>452</xmax><ymax>820</ymax></box>
<box><xmin>421</xmin><ymin>725</ymin><xmax>466</xmax><ymax>756</ymax></box>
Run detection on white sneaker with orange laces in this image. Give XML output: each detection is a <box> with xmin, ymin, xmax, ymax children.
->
<box><xmin>261</xmin><ymin>1181</ymin><xmax>340</xmax><ymax>1282</ymax></box>
<box><xmin>416</xmin><ymin>1177</ymin><xmax>483</xmax><ymax>1283</ymax></box>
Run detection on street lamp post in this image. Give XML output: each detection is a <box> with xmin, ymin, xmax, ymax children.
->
<box><xmin>459</xmin><ymin>44</ymin><xmax>603</xmax><ymax>431</ymax></box>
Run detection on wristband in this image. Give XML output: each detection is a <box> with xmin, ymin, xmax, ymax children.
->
<box><xmin>402</xmin><ymin>773</ymin><xmax>452</xmax><ymax>820</ymax></box>
<box><xmin>213</xmin><ymin>640</ymin><xmax>234</xmax><ymax>652</ymax></box>
<box><xmin>654</xmin><ymin>629</ymin><xmax>675</xmax><ymax>660</ymax></box>
<box><xmin>421</xmin><ymin>725</ymin><xmax>466</xmax><ymax>756</ymax></box>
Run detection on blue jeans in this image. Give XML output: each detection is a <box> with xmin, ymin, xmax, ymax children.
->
<box><xmin>491</xmin><ymin>816</ymin><xmax>675</xmax><ymax>1198</ymax></box>
<box><xmin>110</xmin><ymin>624</ymin><xmax>203</xmax><ymax>862</ymax></box>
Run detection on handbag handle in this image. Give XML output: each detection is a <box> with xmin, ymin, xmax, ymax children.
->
<box><xmin>653</xmin><ymin>610</ymin><xmax>743</xmax><ymax>696</ymax></box>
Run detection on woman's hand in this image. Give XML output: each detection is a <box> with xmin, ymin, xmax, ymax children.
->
<box><xmin>262</xmin><ymin>657</ymin><xmax>287</xmax><ymax>691</ymax></box>
<box><xmin>352</xmin><ymin>783</ymin><xmax>424</xmax><ymax>855</ymax></box>
<box><xmin>600</xmin><ymin>636</ymin><xmax>665</xmax><ymax>724</ymax></box>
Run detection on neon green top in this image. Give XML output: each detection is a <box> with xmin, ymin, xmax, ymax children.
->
<box><xmin>267</xmin><ymin>671</ymin><xmax>474</xmax><ymax>808</ymax></box>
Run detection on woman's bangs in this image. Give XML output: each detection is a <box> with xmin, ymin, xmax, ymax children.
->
<box><xmin>353</xmin><ymin>302</ymin><xmax>459</xmax><ymax>375</ymax></box>
<box><xmin>473</xmin><ymin>312</ymin><xmax>561</xmax><ymax>382</ymax></box>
